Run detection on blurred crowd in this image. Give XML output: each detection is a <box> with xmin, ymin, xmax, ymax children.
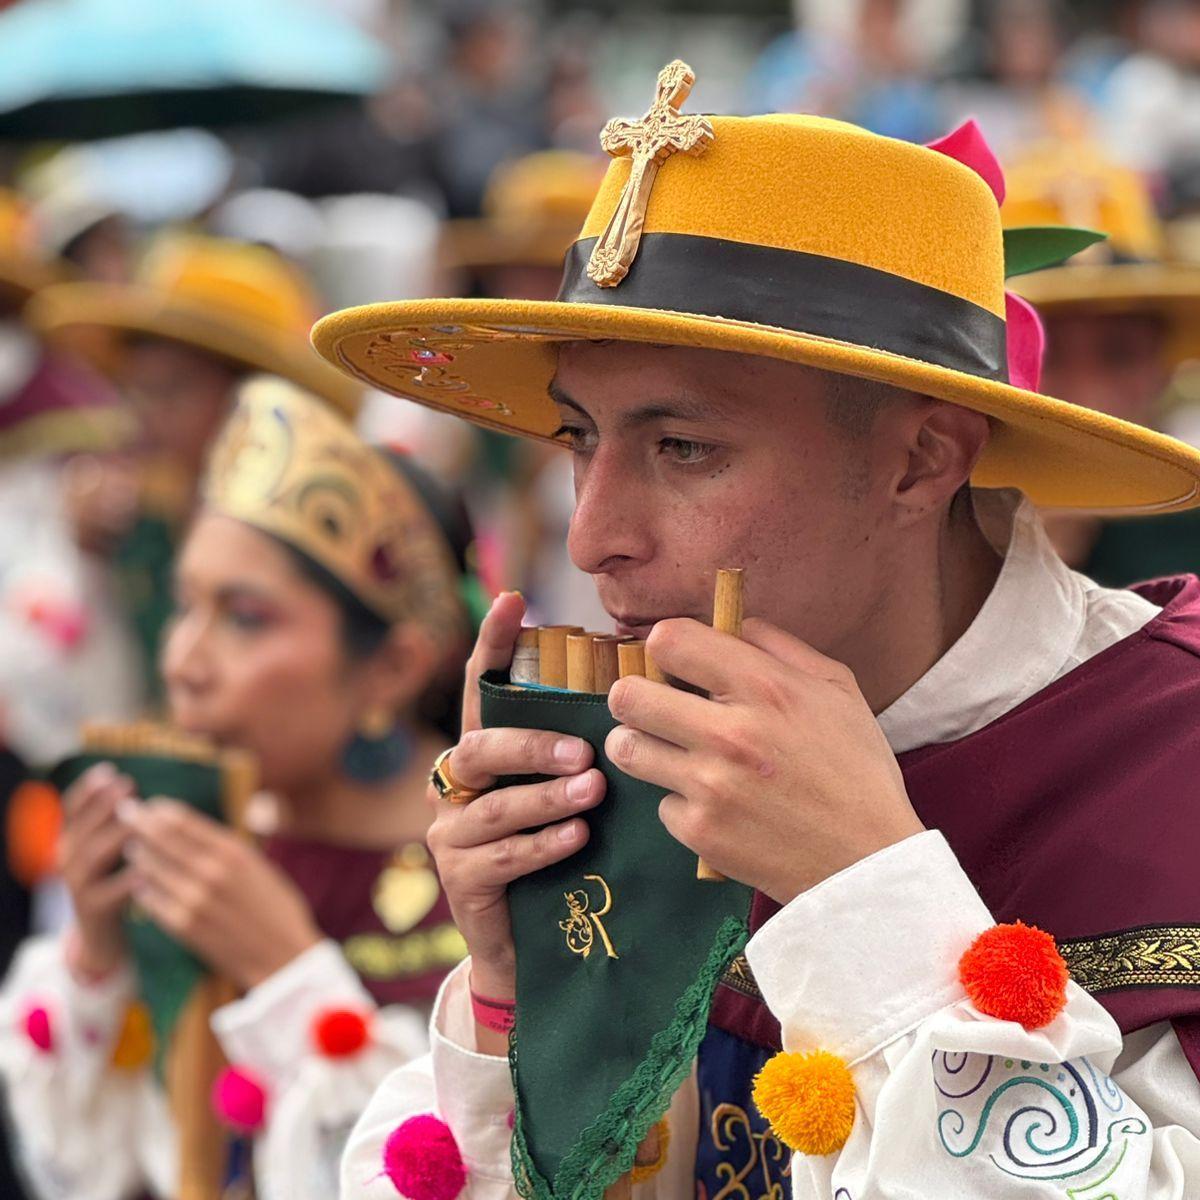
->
<box><xmin>0</xmin><ymin>0</ymin><xmax>1196</xmax><ymax>1196</ymax></box>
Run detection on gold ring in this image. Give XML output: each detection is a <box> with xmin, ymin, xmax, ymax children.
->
<box><xmin>429</xmin><ymin>747</ymin><xmax>481</xmax><ymax>804</ymax></box>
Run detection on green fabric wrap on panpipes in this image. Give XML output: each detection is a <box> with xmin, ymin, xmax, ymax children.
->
<box><xmin>479</xmin><ymin>671</ymin><xmax>753</xmax><ymax>1200</ymax></box>
<box><xmin>50</xmin><ymin>752</ymin><xmax>227</xmax><ymax>1075</ymax></box>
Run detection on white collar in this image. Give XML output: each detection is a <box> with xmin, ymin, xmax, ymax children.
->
<box><xmin>877</xmin><ymin>489</ymin><xmax>1137</xmax><ymax>754</ymax></box>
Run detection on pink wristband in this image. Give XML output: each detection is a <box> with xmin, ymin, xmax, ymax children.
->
<box><xmin>470</xmin><ymin>988</ymin><xmax>515</xmax><ymax>1034</ymax></box>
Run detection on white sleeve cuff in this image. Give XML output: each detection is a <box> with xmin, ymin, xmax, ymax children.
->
<box><xmin>745</xmin><ymin>830</ymin><xmax>994</xmax><ymax>1064</ymax></box>
<box><xmin>211</xmin><ymin>938</ymin><xmax>375</xmax><ymax>1081</ymax></box>
<box><xmin>431</xmin><ymin>959</ymin><xmax>516</xmax><ymax>1177</ymax></box>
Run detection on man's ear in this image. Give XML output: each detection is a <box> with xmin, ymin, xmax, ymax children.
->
<box><xmin>891</xmin><ymin>401</ymin><xmax>991</xmax><ymax>526</ymax></box>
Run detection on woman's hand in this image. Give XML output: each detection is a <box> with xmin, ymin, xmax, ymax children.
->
<box><xmin>59</xmin><ymin>763</ymin><xmax>137</xmax><ymax>980</ymax></box>
<box><xmin>121</xmin><ymin>800</ymin><xmax>322</xmax><ymax>991</ymax></box>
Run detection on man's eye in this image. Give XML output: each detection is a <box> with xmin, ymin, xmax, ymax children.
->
<box><xmin>660</xmin><ymin>437</ymin><xmax>714</xmax><ymax>465</ymax></box>
<box><xmin>553</xmin><ymin>424</ymin><xmax>597</xmax><ymax>452</ymax></box>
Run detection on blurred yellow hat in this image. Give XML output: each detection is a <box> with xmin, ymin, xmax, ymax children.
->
<box><xmin>27</xmin><ymin>234</ymin><xmax>360</xmax><ymax>416</ymax></box>
<box><xmin>442</xmin><ymin>151</ymin><xmax>609</xmax><ymax>271</ymax></box>
<box><xmin>0</xmin><ymin>190</ymin><xmax>60</xmax><ymax>304</ymax></box>
<box><xmin>1002</xmin><ymin>139</ymin><xmax>1200</xmax><ymax>361</ymax></box>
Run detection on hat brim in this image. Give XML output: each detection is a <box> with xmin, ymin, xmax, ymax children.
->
<box><xmin>313</xmin><ymin>296</ymin><xmax>1200</xmax><ymax>515</ymax></box>
<box><xmin>1013</xmin><ymin>263</ymin><xmax>1200</xmax><ymax>360</ymax></box>
<box><xmin>28</xmin><ymin>282</ymin><xmax>361</xmax><ymax>417</ymax></box>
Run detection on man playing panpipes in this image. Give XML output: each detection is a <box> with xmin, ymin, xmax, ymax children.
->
<box><xmin>318</xmin><ymin>64</ymin><xmax>1200</xmax><ymax>1199</ymax></box>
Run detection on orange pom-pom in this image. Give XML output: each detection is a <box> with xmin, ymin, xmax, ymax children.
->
<box><xmin>110</xmin><ymin>1002</ymin><xmax>154</xmax><ymax>1072</ymax></box>
<box><xmin>752</xmin><ymin>1049</ymin><xmax>856</xmax><ymax>1157</ymax></box>
<box><xmin>313</xmin><ymin>1007</ymin><xmax>371</xmax><ymax>1058</ymax></box>
<box><xmin>959</xmin><ymin>921</ymin><xmax>1069</xmax><ymax>1029</ymax></box>
<box><xmin>7</xmin><ymin>781</ymin><xmax>62</xmax><ymax>887</ymax></box>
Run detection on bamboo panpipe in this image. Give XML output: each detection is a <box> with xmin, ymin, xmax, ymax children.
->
<box><xmin>510</xmin><ymin>570</ymin><xmax>745</xmax><ymax>879</ymax></box>
<box><xmin>696</xmin><ymin>567</ymin><xmax>744</xmax><ymax>882</ymax></box>
<box><xmin>81</xmin><ymin>722</ymin><xmax>258</xmax><ymax>1200</ymax></box>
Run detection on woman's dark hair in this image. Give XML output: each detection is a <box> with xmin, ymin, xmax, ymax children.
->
<box><xmin>276</xmin><ymin>451</ymin><xmax>474</xmax><ymax>741</ymax></box>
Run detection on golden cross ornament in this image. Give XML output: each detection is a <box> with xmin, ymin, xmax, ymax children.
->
<box><xmin>586</xmin><ymin>60</ymin><xmax>714</xmax><ymax>288</ymax></box>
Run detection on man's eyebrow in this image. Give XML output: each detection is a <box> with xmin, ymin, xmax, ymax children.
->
<box><xmin>549</xmin><ymin>382</ymin><xmax>726</xmax><ymax>428</ymax></box>
<box><xmin>549</xmin><ymin>381</ymin><xmax>589</xmax><ymax>417</ymax></box>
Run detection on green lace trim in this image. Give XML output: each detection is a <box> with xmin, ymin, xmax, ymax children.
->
<box><xmin>509</xmin><ymin>915</ymin><xmax>749</xmax><ymax>1200</ymax></box>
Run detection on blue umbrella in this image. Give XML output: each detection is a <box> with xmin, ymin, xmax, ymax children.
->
<box><xmin>0</xmin><ymin>0</ymin><xmax>392</xmax><ymax>139</ymax></box>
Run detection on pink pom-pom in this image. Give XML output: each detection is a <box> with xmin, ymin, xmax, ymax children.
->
<box><xmin>926</xmin><ymin>118</ymin><xmax>1006</xmax><ymax>205</ymax></box>
<box><xmin>1005</xmin><ymin>291</ymin><xmax>1046</xmax><ymax>392</ymax></box>
<box><xmin>211</xmin><ymin>1065</ymin><xmax>268</xmax><ymax>1132</ymax></box>
<box><xmin>22</xmin><ymin>1005</ymin><xmax>53</xmax><ymax>1053</ymax></box>
<box><xmin>382</xmin><ymin>1115</ymin><xmax>467</xmax><ymax>1200</ymax></box>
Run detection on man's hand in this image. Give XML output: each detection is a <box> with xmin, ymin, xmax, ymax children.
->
<box><xmin>122</xmin><ymin>800</ymin><xmax>322</xmax><ymax>991</ymax></box>
<box><xmin>605</xmin><ymin>616</ymin><xmax>924</xmax><ymax>904</ymax></box>
<box><xmin>426</xmin><ymin>592</ymin><xmax>606</xmax><ymax>1007</ymax></box>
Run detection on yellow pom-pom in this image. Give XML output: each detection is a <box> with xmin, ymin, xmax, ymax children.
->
<box><xmin>752</xmin><ymin>1049</ymin><xmax>856</xmax><ymax>1157</ymax></box>
<box><xmin>110</xmin><ymin>1002</ymin><xmax>155</xmax><ymax>1072</ymax></box>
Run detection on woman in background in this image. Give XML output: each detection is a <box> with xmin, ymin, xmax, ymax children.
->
<box><xmin>0</xmin><ymin>378</ymin><xmax>477</xmax><ymax>1200</ymax></box>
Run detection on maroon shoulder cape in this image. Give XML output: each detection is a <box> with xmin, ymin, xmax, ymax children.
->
<box><xmin>713</xmin><ymin>574</ymin><xmax>1200</xmax><ymax>1080</ymax></box>
<box><xmin>263</xmin><ymin>835</ymin><xmax>466</xmax><ymax>1008</ymax></box>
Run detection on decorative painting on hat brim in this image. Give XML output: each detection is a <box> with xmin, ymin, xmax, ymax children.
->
<box><xmin>479</xmin><ymin>673</ymin><xmax>753</xmax><ymax>1200</ymax></box>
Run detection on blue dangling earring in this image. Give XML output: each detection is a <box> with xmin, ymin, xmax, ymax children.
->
<box><xmin>342</xmin><ymin>708</ymin><xmax>415</xmax><ymax>783</ymax></box>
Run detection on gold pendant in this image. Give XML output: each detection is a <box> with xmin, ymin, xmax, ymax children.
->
<box><xmin>372</xmin><ymin>843</ymin><xmax>441</xmax><ymax>934</ymax></box>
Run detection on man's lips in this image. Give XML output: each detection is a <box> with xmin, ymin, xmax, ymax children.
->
<box><xmin>613</xmin><ymin>620</ymin><xmax>656</xmax><ymax>638</ymax></box>
<box><xmin>610</xmin><ymin>612</ymin><xmax>699</xmax><ymax>638</ymax></box>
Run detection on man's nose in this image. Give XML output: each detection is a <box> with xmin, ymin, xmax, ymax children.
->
<box><xmin>567</xmin><ymin>444</ymin><xmax>655</xmax><ymax>575</ymax></box>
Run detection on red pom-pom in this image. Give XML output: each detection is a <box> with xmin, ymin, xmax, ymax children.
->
<box><xmin>959</xmin><ymin>921</ymin><xmax>1069</xmax><ymax>1029</ymax></box>
<box><xmin>313</xmin><ymin>1007</ymin><xmax>371</xmax><ymax>1058</ymax></box>
<box><xmin>211</xmin><ymin>1065</ymin><xmax>268</xmax><ymax>1132</ymax></box>
<box><xmin>382</xmin><ymin>1115</ymin><xmax>467</xmax><ymax>1200</ymax></box>
<box><xmin>22</xmin><ymin>1005</ymin><xmax>53</xmax><ymax>1053</ymax></box>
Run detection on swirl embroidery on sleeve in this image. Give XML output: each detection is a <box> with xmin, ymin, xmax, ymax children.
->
<box><xmin>934</xmin><ymin>1052</ymin><xmax>1147</xmax><ymax>1193</ymax></box>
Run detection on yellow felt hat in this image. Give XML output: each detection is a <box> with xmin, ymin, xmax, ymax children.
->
<box><xmin>0</xmin><ymin>190</ymin><xmax>60</xmax><ymax>303</ymax></box>
<box><xmin>314</xmin><ymin>65</ymin><xmax>1200</xmax><ymax>514</ymax></box>
<box><xmin>442</xmin><ymin>151</ymin><xmax>608</xmax><ymax>270</ymax></box>
<box><xmin>1003</xmin><ymin>139</ymin><xmax>1200</xmax><ymax>362</ymax></box>
<box><xmin>28</xmin><ymin>234</ymin><xmax>360</xmax><ymax>417</ymax></box>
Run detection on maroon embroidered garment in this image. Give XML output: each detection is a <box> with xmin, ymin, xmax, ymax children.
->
<box><xmin>263</xmin><ymin>835</ymin><xmax>465</xmax><ymax>1007</ymax></box>
<box><xmin>712</xmin><ymin>575</ymin><xmax>1200</xmax><ymax>1080</ymax></box>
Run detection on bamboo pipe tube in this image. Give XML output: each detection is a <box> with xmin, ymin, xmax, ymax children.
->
<box><xmin>698</xmin><ymin>568</ymin><xmax>744</xmax><ymax>882</ymax></box>
<box><xmin>566</xmin><ymin>632</ymin><xmax>599</xmax><ymax>692</ymax></box>
<box><xmin>591</xmin><ymin>635</ymin><xmax>629</xmax><ymax>693</ymax></box>
<box><xmin>617</xmin><ymin>640</ymin><xmax>646</xmax><ymax>678</ymax></box>
<box><xmin>538</xmin><ymin>626</ymin><xmax>583</xmax><ymax>687</ymax></box>
<box><xmin>511</xmin><ymin>627</ymin><xmax>541</xmax><ymax>685</ymax></box>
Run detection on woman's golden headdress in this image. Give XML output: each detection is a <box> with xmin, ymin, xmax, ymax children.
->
<box><xmin>204</xmin><ymin>377</ymin><xmax>465</xmax><ymax>645</ymax></box>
